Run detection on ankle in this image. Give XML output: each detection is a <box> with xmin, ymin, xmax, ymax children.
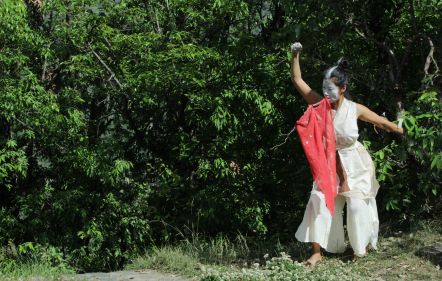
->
<box><xmin>310</xmin><ymin>252</ymin><xmax>322</xmax><ymax>260</ymax></box>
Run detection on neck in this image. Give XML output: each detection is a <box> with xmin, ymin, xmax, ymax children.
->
<box><xmin>331</xmin><ymin>95</ymin><xmax>345</xmax><ymax>110</ymax></box>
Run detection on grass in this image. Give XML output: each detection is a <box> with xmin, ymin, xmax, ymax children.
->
<box><xmin>0</xmin><ymin>259</ymin><xmax>74</xmax><ymax>281</ymax></box>
<box><xmin>0</xmin><ymin>243</ymin><xmax>74</xmax><ymax>281</ymax></box>
<box><xmin>126</xmin><ymin>219</ymin><xmax>442</xmax><ymax>281</ymax></box>
<box><xmin>1</xmin><ymin>219</ymin><xmax>440</xmax><ymax>280</ymax></box>
<box><xmin>348</xmin><ymin>220</ymin><xmax>442</xmax><ymax>280</ymax></box>
<box><xmin>125</xmin><ymin>246</ymin><xmax>200</xmax><ymax>277</ymax></box>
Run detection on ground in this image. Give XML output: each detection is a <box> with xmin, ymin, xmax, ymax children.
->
<box><xmin>63</xmin><ymin>269</ymin><xmax>194</xmax><ymax>281</ymax></box>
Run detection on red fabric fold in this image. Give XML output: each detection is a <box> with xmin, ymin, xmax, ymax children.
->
<box><xmin>295</xmin><ymin>98</ymin><xmax>337</xmax><ymax>215</ymax></box>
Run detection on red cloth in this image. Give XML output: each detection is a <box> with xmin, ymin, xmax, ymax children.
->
<box><xmin>295</xmin><ymin>98</ymin><xmax>337</xmax><ymax>215</ymax></box>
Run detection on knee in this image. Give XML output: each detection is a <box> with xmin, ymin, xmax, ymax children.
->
<box><xmin>346</xmin><ymin>198</ymin><xmax>367</xmax><ymax>216</ymax></box>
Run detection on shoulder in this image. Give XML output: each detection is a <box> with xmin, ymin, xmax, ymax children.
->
<box><xmin>342</xmin><ymin>99</ymin><xmax>360</xmax><ymax>115</ymax></box>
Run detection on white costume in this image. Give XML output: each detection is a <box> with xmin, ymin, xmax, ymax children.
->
<box><xmin>295</xmin><ymin>98</ymin><xmax>380</xmax><ymax>257</ymax></box>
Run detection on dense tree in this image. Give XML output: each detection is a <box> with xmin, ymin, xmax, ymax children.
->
<box><xmin>0</xmin><ymin>0</ymin><xmax>440</xmax><ymax>271</ymax></box>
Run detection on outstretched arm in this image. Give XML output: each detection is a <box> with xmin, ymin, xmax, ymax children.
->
<box><xmin>356</xmin><ymin>103</ymin><xmax>404</xmax><ymax>135</ymax></box>
<box><xmin>290</xmin><ymin>44</ymin><xmax>323</xmax><ymax>104</ymax></box>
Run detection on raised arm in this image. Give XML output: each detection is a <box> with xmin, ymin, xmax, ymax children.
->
<box><xmin>356</xmin><ymin>103</ymin><xmax>404</xmax><ymax>135</ymax></box>
<box><xmin>290</xmin><ymin>44</ymin><xmax>323</xmax><ymax>104</ymax></box>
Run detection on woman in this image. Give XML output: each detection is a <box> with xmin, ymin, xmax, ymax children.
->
<box><xmin>290</xmin><ymin>42</ymin><xmax>404</xmax><ymax>266</ymax></box>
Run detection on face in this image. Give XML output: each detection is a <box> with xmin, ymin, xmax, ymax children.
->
<box><xmin>322</xmin><ymin>79</ymin><xmax>344</xmax><ymax>103</ymax></box>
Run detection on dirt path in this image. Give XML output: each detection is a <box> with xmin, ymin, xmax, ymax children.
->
<box><xmin>63</xmin><ymin>269</ymin><xmax>195</xmax><ymax>281</ymax></box>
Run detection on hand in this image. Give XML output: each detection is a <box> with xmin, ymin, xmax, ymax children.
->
<box><xmin>291</xmin><ymin>42</ymin><xmax>302</xmax><ymax>55</ymax></box>
<box><xmin>339</xmin><ymin>180</ymin><xmax>350</xmax><ymax>193</ymax></box>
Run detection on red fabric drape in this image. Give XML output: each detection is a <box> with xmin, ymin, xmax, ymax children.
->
<box><xmin>296</xmin><ymin>98</ymin><xmax>337</xmax><ymax>215</ymax></box>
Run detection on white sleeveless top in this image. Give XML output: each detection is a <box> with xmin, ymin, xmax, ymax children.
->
<box><xmin>333</xmin><ymin>98</ymin><xmax>359</xmax><ymax>150</ymax></box>
<box><xmin>332</xmin><ymin>98</ymin><xmax>379</xmax><ymax>198</ymax></box>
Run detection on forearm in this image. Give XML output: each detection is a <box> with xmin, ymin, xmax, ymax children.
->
<box><xmin>357</xmin><ymin>104</ymin><xmax>405</xmax><ymax>136</ymax></box>
<box><xmin>379</xmin><ymin>119</ymin><xmax>404</xmax><ymax>135</ymax></box>
<box><xmin>291</xmin><ymin>52</ymin><xmax>302</xmax><ymax>82</ymax></box>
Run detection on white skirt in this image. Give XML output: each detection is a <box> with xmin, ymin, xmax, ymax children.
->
<box><xmin>295</xmin><ymin>184</ymin><xmax>379</xmax><ymax>256</ymax></box>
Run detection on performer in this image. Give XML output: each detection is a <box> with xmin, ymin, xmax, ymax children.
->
<box><xmin>290</xmin><ymin>42</ymin><xmax>404</xmax><ymax>266</ymax></box>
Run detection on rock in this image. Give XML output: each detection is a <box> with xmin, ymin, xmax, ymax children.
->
<box><xmin>415</xmin><ymin>243</ymin><xmax>442</xmax><ymax>266</ymax></box>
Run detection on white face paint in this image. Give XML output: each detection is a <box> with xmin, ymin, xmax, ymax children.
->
<box><xmin>322</xmin><ymin>79</ymin><xmax>340</xmax><ymax>103</ymax></box>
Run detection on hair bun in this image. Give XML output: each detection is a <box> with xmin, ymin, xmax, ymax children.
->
<box><xmin>337</xmin><ymin>58</ymin><xmax>349</xmax><ymax>70</ymax></box>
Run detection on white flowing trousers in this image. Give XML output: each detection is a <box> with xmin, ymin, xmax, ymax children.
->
<box><xmin>295</xmin><ymin>185</ymin><xmax>379</xmax><ymax>257</ymax></box>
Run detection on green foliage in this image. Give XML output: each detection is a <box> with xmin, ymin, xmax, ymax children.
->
<box><xmin>0</xmin><ymin>0</ymin><xmax>440</xmax><ymax>272</ymax></box>
<box><xmin>0</xmin><ymin>140</ymin><xmax>27</xmax><ymax>190</ymax></box>
<box><xmin>0</xmin><ymin>241</ymin><xmax>73</xmax><ymax>280</ymax></box>
<box><xmin>405</xmin><ymin>91</ymin><xmax>442</xmax><ymax>168</ymax></box>
<box><xmin>403</xmin><ymin>91</ymin><xmax>441</xmax><ymax>195</ymax></box>
<box><xmin>371</xmin><ymin>90</ymin><xmax>441</xmax><ymax>215</ymax></box>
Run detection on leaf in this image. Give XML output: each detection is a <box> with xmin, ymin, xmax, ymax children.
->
<box><xmin>379</xmin><ymin>150</ymin><xmax>384</xmax><ymax>160</ymax></box>
<box><xmin>430</xmin><ymin>154</ymin><xmax>441</xmax><ymax>170</ymax></box>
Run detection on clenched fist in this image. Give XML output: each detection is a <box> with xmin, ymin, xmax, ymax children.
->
<box><xmin>291</xmin><ymin>42</ymin><xmax>303</xmax><ymax>54</ymax></box>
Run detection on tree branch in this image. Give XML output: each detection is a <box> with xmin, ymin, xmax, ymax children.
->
<box><xmin>271</xmin><ymin>126</ymin><xmax>296</xmax><ymax>150</ymax></box>
<box><xmin>88</xmin><ymin>44</ymin><xmax>124</xmax><ymax>90</ymax></box>
<box><xmin>424</xmin><ymin>37</ymin><xmax>439</xmax><ymax>76</ymax></box>
<box><xmin>354</xmin><ymin>23</ymin><xmax>399</xmax><ymax>87</ymax></box>
<box><xmin>88</xmin><ymin>44</ymin><xmax>147</xmax><ymax>148</ymax></box>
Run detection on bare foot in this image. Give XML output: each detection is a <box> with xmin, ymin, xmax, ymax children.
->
<box><xmin>304</xmin><ymin>253</ymin><xmax>322</xmax><ymax>267</ymax></box>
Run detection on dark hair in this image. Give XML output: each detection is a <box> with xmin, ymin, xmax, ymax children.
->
<box><xmin>323</xmin><ymin>58</ymin><xmax>351</xmax><ymax>99</ymax></box>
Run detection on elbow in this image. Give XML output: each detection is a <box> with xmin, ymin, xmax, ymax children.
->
<box><xmin>291</xmin><ymin>76</ymin><xmax>303</xmax><ymax>86</ymax></box>
<box><xmin>373</xmin><ymin>120</ymin><xmax>389</xmax><ymax>132</ymax></box>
